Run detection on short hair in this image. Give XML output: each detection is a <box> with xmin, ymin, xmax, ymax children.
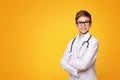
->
<box><xmin>75</xmin><ymin>10</ymin><xmax>92</xmax><ymax>24</ymax></box>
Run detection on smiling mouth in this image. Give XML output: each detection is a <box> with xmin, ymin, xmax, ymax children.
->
<box><xmin>80</xmin><ymin>28</ymin><xmax>87</xmax><ymax>30</ymax></box>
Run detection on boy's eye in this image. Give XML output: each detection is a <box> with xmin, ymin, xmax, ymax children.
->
<box><xmin>77</xmin><ymin>21</ymin><xmax>90</xmax><ymax>26</ymax></box>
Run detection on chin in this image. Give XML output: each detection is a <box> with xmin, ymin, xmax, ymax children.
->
<box><xmin>80</xmin><ymin>31</ymin><xmax>88</xmax><ymax>34</ymax></box>
<box><xmin>81</xmin><ymin>31</ymin><xmax>88</xmax><ymax>33</ymax></box>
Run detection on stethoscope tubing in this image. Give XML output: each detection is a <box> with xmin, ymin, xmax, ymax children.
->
<box><xmin>69</xmin><ymin>35</ymin><xmax>92</xmax><ymax>53</ymax></box>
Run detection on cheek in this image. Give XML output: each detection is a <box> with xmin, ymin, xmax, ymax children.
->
<box><xmin>77</xmin><ymin>26</ymin><xmax>90</xmax><ymax>29</ymax></box>
<box><xmin>88</xmin><ymin>26</ymin><xmax>90</xmax><ymax>29</ymax></box>
<box><xmin>86</xmin><ymin>26</ymin><xmax>90</xmax><ymax>29</ymax></box>
<box><xmin>85</xmin><ymin>25</ymin><xmax>90</xmax><ymax>29</ymax></box>
<box><xmin>76</xmin><ymin>25</ymin><xmax>82</xmax><ymax>29</ymax></box>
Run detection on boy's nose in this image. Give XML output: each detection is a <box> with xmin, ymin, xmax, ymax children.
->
<box><xmin>81</xmin><ymin>23</ymin><xmax>85</xmax><ymax>26</ymax></box>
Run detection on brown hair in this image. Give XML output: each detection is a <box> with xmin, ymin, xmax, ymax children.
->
<box><xmin>75</xmin><ymin>10</ymin><xmax>92</xmax><ymax>24</ymax></box>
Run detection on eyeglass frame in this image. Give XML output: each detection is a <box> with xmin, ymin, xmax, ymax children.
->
<box><xmin>76</xmin><ymin>20</ymin><xmax>91</xmax><ymax>26</ymax></box>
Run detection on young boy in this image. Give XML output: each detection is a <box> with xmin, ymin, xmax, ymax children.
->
<box><xmin>60</xmin><ymin>10</ymin><xmax>99</xmax><ymax>80</ymax></box>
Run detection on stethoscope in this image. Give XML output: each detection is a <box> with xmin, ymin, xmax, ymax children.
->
<box><xmin>69</xmin><ymin>35</ymin><xmax>92</xmax><ymax>53</ymax></box>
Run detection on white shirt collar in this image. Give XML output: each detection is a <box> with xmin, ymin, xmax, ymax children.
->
<box><xmin>76</xmin><ymin>32</ymin><xmax>90</xmax><ymax>40</ymax></box>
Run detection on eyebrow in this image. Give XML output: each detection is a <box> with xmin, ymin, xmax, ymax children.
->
<box><xmin>77</xmin><ymin>20</ymin><xmax>90</xmax><ymax>22</ymax></box>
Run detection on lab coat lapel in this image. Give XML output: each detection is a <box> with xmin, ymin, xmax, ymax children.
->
<box><xmin>77</xmin><ymin>32</ymin><xmax>91</xmax><ymax>58</ymax></box>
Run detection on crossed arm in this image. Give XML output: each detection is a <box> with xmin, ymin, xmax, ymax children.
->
<box><xmin>60</xmin><ymin>39</ymin><xmax>99</xmax><ymax>77</ymax></box>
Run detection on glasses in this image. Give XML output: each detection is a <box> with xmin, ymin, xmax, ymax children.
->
<box><xmin>77</xmin><ymin>21</ymin><xmax>91</xmax><ymax>26</ymax></box>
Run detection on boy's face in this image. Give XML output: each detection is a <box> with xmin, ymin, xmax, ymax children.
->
<box><xmin>76</xmin><ymin>16</ymin><xmax>91</xmax><ymax>35</ymax></box>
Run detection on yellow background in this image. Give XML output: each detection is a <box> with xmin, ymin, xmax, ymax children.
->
<box><xmin>0</xmin><ymin>0</ymin><xmax>120</xmax><ymax>80</ymax></box>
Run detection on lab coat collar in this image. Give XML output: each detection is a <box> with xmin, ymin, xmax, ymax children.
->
<box><xmin>76</xmin><ymin>32</ymin><xmax>91</xmax><ymax>42</ymax></box>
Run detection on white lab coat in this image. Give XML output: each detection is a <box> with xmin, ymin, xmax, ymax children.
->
<box><xmin>60</xmin><ymin>32</ymin><xmax>99</xmax><ymax>80</ymax></box>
